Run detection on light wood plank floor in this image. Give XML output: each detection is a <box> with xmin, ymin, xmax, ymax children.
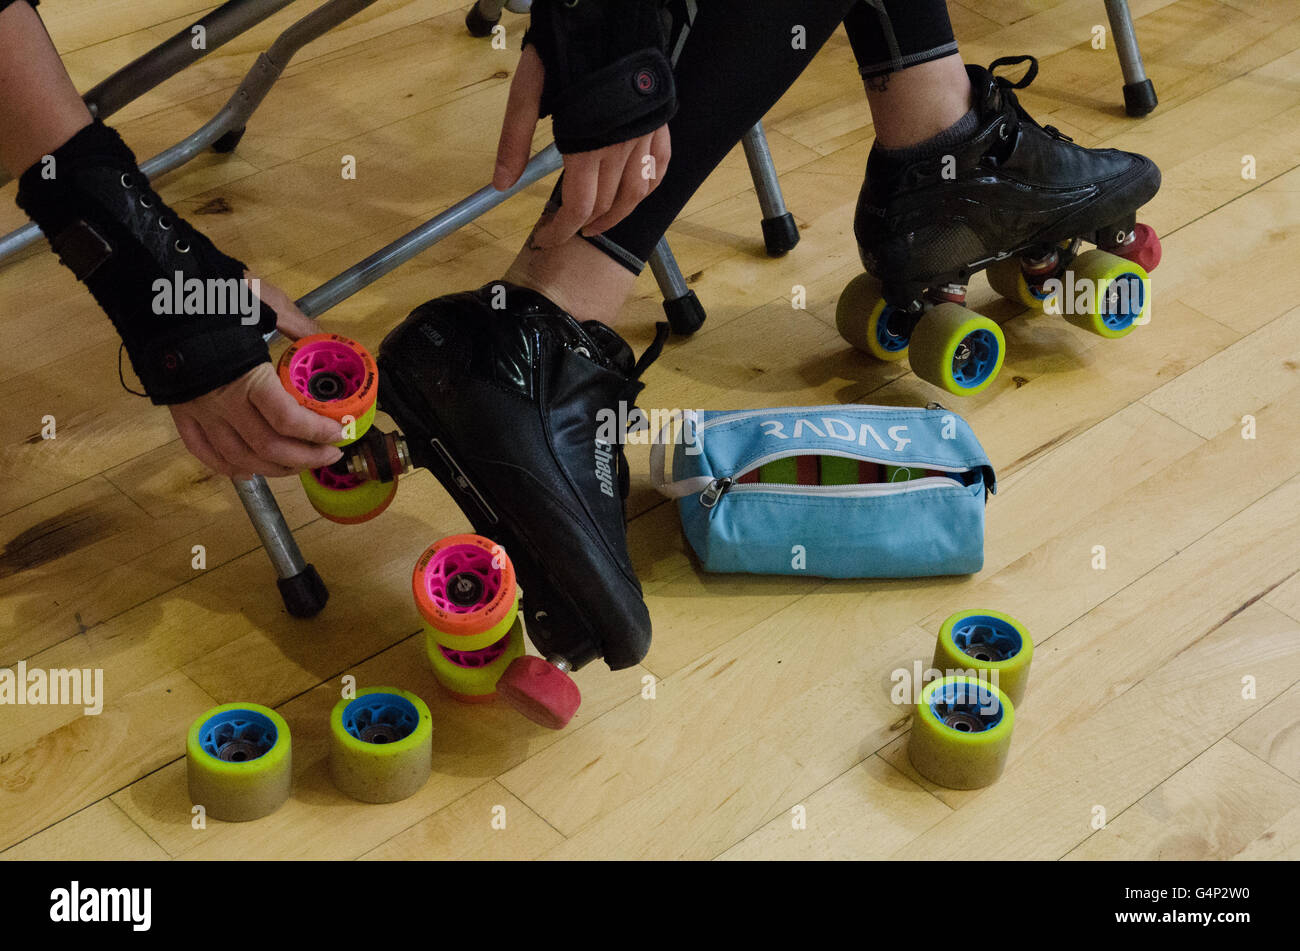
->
<box><xmin>1</xmin><ymin>0</ymin><xmax>1297</xmax><ymax>860</ymax></box>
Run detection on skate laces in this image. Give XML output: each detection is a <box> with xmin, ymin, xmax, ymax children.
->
<box><xmin>987</xmin><ymin>55</ymin><xmax>1073</xmax><ymax>143</ymax></box>
<box><xmin>611</xmin><ymin>321</ymin><xmax>670</xmax><ymax>501</ymax></box>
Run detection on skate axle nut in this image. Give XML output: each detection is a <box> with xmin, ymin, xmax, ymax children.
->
<box><xmin>306</xmin><ymin>370</ymin><xmax>346</xmax><ymax>401</ymax></box>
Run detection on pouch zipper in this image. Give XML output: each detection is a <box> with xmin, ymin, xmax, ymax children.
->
<box><xmin>699</xmin><ymin>474</ymin><xmax>959</xmax><ymax>508</ymax></box>
<box><xmin>691</xmin><ymin>404</ymin><xmax>965</xmax><ymax>508</ymax></box>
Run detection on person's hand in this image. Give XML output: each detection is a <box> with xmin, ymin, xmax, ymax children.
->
<box><xmin>493</xmin><ymin>44</ymin><xmax>671</xmax><ymax>249</ymax></box>
<box><xmin>168</xmin><ymin>273</ymin><xmax>345</xmax><ymax>481</ymax></box>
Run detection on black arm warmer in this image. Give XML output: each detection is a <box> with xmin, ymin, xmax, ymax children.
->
<box><xmin>15</xmin><ymin>121</ymin><xmax>277</xmax><ymax>405</ymax></box>
<box><xmin>524</xmin><ymin>0</ymin><xmax>677</xmax><ymax>154</ymax></box>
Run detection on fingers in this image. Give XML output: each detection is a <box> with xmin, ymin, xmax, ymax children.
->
<box><xmin>584</xmin><ymin>137</ymin><xmax>657</xmax><ymax>236</ymax></box>
<box><xmin>533</xmin><ymin>152</ymin><xmax>600</xmax><ymax>247</ymax></box>
<box><xmin>205</xmin><ymin>416</ymin><xmax>300</xmax><ymax>480</ymax></box>
<box><xmin>494</xmin><ymin>45</ymin><xmax>545</xmax><ymax>191</ymax></box>
<box><xmin>243</xmin><ymin>271</ymin><xmax>321</xmax><ymax>340</ymax></box>
<box><xmin>530</xmin><ymin>125</ymin><xmax>670</xmax><ymax>247</ymax></box>
<box><xmin>173</xmin><ymin>412</ymin><xmax>231</xmax><ymax>478</ymax></box>
<box><xmin>647</xmin><ymin>125</ymin><xmax>671</xmax><ymax>195</ymax></box>
<box><xmin>247</xmin><ymin>373</ymin><xmax>346</xmax><ymax>466</ymax></box>
<box><xmin>580</xmin><ymin>149</ymin><xmax>628</xmax><ymax>237</ymax></box>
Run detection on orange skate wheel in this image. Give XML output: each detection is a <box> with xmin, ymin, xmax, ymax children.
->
<box><xmin>277</xmin><ymin>333</ymin><xmax>378</xmax><ymax>445</ymax></box>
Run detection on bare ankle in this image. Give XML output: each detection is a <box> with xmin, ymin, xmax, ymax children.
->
<box><xmin>503</xmin><ymin>236</ymin><xmax>638</xmax><ymax>326</ymax></box>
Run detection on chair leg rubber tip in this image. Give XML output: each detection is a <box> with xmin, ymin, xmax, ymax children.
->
<box><xmin>1123</xmin><ymin>79</ymin><xmax>1158</xmax><ymax>117</ymax></box>
<box><xmin>663</xmin><ymin>290</ymin><xmax>707</xmax><ymax>336</ymax></box>
<box><xmin>464</xmin><ymin>3</ymin><xmax>500</xmax><ymax>37</ymax></box>
<box><xmin>761</xmin><ymin>212</ymin><xmax>800</xmax><ymax>256</ymax></box>
<box><xmin>277</xmin><ymin>564</ymin><xmax>329</xmax><ymax>618</ymax></box>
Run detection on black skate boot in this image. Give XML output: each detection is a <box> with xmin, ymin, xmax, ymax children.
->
<box><xmin>837</xmin><ymin>55</ymin><xmax>1163</xmax><ymax>396</ymax></box>
<box><xmin>374</xmin><ymin>282</ymin><xmax>667</xmax><ymax>726</ymax></box>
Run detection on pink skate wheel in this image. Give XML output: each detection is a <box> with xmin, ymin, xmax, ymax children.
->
<box><xmin>1115</xmin><ymin>222</ymin><xmax>1162</xmax><ymax>273</ymax></box>
<box><xmin>496</xmin><ymin>656</ymin><xmax>582</xmax><ymax>729</ymax></box>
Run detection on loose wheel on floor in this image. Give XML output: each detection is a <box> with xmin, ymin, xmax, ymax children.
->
<box><xmin>835</xmin><ymin>272</ymin><xmax>913</xmax><ymax>361</ymax></box>
<box><xmin>907</xmin><ymin>676</ymin><xmax>1015</xmax><ymax>789</ymax></box>
<box><xmin>932</xmin><ymin>609</ymin><xmax>1034</xmax><ymax>708</ymax></box>
<box><xmin>908</xmin><ymin>303</ymin><xmax>1006</xmax><ymax>396</ymax></box>
<box><xmin>328</xmin><ymin>687</ymin><xmax>433</xmax><ymax>803</ymax></box>
<box><xmin>186</xmin><ymin>703</ymin><xmax>292</xmax><ymax>821</ymax></box>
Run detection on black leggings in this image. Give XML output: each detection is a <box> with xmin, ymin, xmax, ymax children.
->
<box><xmin>583</xmin><ymin>0</ymin><xmax>957</xmax><ymax>273</ymax></box>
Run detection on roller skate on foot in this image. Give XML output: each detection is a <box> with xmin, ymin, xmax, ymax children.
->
<box><xmin>340</xmin><ymin>283</ymin><xmax>666</xmax><ymax>728</ymax></box>
<box><xmin>838</xmin><ymin>55</ymin><xmax>1163</xmax><ymax>396</ymax></box>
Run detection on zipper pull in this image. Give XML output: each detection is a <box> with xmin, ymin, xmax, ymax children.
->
<box><xmin>699</xmin><ymin>477</ymin><xmax>733</xmax><ymax>508</ymax></box>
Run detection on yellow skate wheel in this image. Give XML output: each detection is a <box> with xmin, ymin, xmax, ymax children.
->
<box><xmin>300</xmin><ymin>467</ymin><xmax>397</xmax><ymax>524</ymax></box>
<box><xmin>1062</xmin><ymin>249</ymin><xmax>1149</xmax><ymax>338</ymax></box>
<box><xmin>328</xmin><ymin>687</ymin><xmax>433</xmax><ymax>803</ymax></box>
<box><xmin>187</xmin><ymin>703</ymin><xmax>292</xmax><ymax>822</ymax></box>
<box><xmin>425</xmin><ymin>614</ymin><xmax>526</xmax><ymax>702</ymax></box>
<box><xmin>932</xmin><ymin>610</ymin><xmax>1034</xmax><ymax>707</ymax></box>
<box><xmin>908</xmin><ymin>303</ymin><xmax>1006</xmax><ymax>396</ymax></box>
<box><xmin>986</xmin><ymin>257</ymin><xmax>1053</xmax><ymax>311</ymax></box>
<box><xmin>908</xmin><ymin>676</ymin><xmax>1015</xmax><ymax>790</ymax></box>
<box><xmin>836</xmin><ymin>272</ymin><xmax>912</xmax><ymax>361</ymax></box>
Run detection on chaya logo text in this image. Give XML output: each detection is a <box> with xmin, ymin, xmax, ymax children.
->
<box><xmin>152</xmin><ymin>272</ymin><xmax>262</xmax><ymax>324</ymax></box>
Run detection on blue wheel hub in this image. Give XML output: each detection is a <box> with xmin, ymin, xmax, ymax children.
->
<box><xmin>930</xmin><ymin>681</ymin><xmax>1004</xmax><ymax>733</ymax></box>
<box><xmin>343</xmin><ymin>693</ymin><xmax>418</xmax><ymax>744</ymax></box>
<box><xmin>952</xmin><ymin>615</ymin><xmax>1022</xmax><ymax>663</ymax></box>
<box><xmin>951</xmin><ymin>328</ymin><xmax>999</xmax><ymax>387</ymax></box>
<box><xmin>874</xmin><ymin>305</ymin><xmax>912</xmax><ymax>353</ymax></box>
<box><xmin>200</xmin><ymin>710</ymin><xmax>277</xmax><ymax>762</ymax></box>
<box><xmin>1100</xmin><ymin>272</ymin><xmax>1144</xmax><ymax>331</ymax></box>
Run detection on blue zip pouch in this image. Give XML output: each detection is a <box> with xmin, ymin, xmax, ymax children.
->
<box><xmin>650</xmin><ymin>405</ymin><xmax>997</xmax><ymax>578</ymax></box>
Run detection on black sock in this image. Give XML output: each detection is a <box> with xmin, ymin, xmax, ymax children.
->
<box><xmin>867</xmin><ymin>96</ymin><xmax>979</xmax><ymax>186</ymax></box>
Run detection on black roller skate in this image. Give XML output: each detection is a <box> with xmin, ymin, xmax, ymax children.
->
<box><xmin>837</xmin><ymin>55</ymin><xmax>1163</xmax><ymax>396</ymax></box>
<box><xmin>359</xmin><ymin>283</ymin><xmax>666</xmax><ymax>728</ymax></box>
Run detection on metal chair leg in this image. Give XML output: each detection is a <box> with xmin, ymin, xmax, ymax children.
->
<box><xmin>1104</xmin><ymin>0</ymin><xmax>1158</xmax><ymax>117</ymax></box>
<box><xmin>648</xmin><ymin>239</ymin><xmax>706</xmax><ymax>336</ymax></box>
<box><xmin>235</xmin><ymin>476</ymin><xmax>329</xmax><ymax>617</ymax></box>
<box><xmin>741</xmin><ymin>121</ymin><xmax>800</xmax><ymax>257</ymax></box>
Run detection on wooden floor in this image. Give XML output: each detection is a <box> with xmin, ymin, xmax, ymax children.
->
<box><xmin>1</xmin><ymin>0</ymin><xmax>1298</xmax><ymax>861</ymax></box>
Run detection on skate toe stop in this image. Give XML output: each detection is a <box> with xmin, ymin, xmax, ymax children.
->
<box><xmin>497</xmin><ymin>655</ymin><xmax>582</xmax><ymax>729</ymax></box>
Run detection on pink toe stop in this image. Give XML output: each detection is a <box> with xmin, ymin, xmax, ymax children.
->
<box><xmin>496</xmin><ymin>656</ymin><xmax>582</xmax><ymax>730</ymax></box>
